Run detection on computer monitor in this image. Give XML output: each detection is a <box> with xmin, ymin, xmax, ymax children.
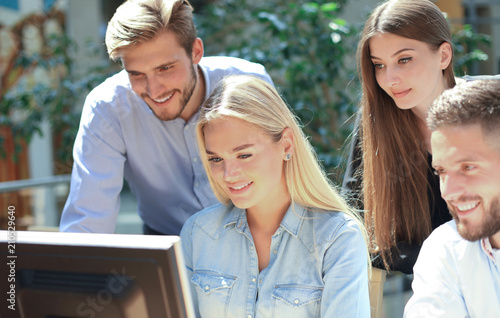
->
<box><xmin>0</xmin><ymin>230</ymin><xmax>195</xmax><ymax>318</ymax></box>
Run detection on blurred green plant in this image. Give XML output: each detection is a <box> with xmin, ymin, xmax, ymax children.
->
<box><xmin>196</xmin><ymin>0</ymin><xmax>359</xmax><ymax>182</ymax></box>
<box><xmin>1</xmin><ymin>0</ymin><xmax>491</xmax><ymax>181</ymax></box>
<box><xmin>452</xmin><ymin>24</ymin><xmax>491</xmax><ymax>76</ymax></box>
<box><xmin>0</xmin><ymin>34</ymin><xmax>117</xmax><ymax>170</ymax></box>
<box><xmin>196</xmin><ymin>0</ymin><xmax>491</xmax><ymax>182</ymax></box>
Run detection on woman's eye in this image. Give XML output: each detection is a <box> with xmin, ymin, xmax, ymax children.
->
<box><xmin>239</xmin><ymin>154</ymin><xmax>252</xmax><ymax>159</ymax></box>
<box><xmin>373</xmin><ymin>63</ymin><xmax>385</xmax><ymax>70</ymax></box>
<box><xmin>208</xmin><ymin>157</ymin><xmax>222</xmax><ymax>163</ymax></box>
<box><xmin>399</xmin><ymin>57</ymin><xmax>412</xmax><ymax>64</ymax></box>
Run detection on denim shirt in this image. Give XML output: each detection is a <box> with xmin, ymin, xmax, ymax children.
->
<box><xmin>180</xmin><ymin>202</ymin><xmax>370</xmax><ymax>318</ymax></box>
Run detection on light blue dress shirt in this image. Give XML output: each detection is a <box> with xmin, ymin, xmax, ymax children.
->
<box><xmin>60</xmin><ymin>57</ymin><xmax>272</xmax><ymax>234</ymax></box>
<box><xmin>404</xmin><ymin>220</ymin><xmax>500</xmax><ymax>317</ymax></box>
<box><xmin>180</xmin><ymin>202</ymin><xmax>370</xmax><ymax>318</ymax></box>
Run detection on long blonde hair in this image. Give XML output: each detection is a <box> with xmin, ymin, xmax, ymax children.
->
<box><xmin>357</xmin><ymin>0</ymin><xmax>456</xmax><ymax>269</ymax></box>
<box><xmin>197</xmin><ymin>75</ymin><xmax>368</xmax><ymax>250</ymax></box>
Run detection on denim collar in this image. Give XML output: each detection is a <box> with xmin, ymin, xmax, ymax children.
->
<box><xmin>197</xmin><ymin>202</ymin><xmax>316</xmax><ymax>252</ymax></box>
<box><xmin>224</xmin><ymin>202</ymin><xmax>306</xmax><ymax>232</ymax></box>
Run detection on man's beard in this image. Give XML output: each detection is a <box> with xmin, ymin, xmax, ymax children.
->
<box><xmin>147</xmin><ymin>65</ymin><xmax>198</xmax><ymax>121</ymax></box>
<box><xmin>449</xmin><ymin>195</ymin><xmax>500</xmax><ymax>242</ymax></box>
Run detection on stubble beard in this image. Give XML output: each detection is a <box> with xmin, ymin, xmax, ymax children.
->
<box><xmin>450</xmin><ymin>195</ymin><xmax>500</xmax><ymax>242</ymax></box>
<box><xmin>148</xmin><ymin>65</ymin><xmax>198</xmax><ymax>121</ymax></box>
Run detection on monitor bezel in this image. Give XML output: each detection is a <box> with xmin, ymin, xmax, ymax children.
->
<box><xmin>0</xmin><ymin>230</ymin><xmax>195</xmax><ymax>318</ymax></box>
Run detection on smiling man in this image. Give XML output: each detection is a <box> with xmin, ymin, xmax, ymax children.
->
<box><xmin>404</xmin><ymin>79</ymin><xmax>500</xmax><ymax>317</ymax></box>
<box><xmin>60</xmin><ymin>0</ymin><xmax>272</xmax><ymax>235</ymax></box>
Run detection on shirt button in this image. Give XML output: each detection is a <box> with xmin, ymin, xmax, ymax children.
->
<box><xmin>248</xmin><ymin>315</ymin><xmax>252</xmax><ymax>318</ymax></box>
<box><xmin>194</xmin><ymin>182</ymin><xmax>199</xmax><ymax>187</ymax></box>
<box><xmin>204</xmin><ymin>285</ymin><xmax>209</xmax><ymax>291</ymax></box>
<box><xmin>273</xmin><ymin>249</ymin><xmax>277</xmax><ymax>254</ymax></box>
<box><xmin>259</xmin><ymin>279</ymin><xmax>262</xmax><ymax>284</ymax></box>
<box><xmin>193</xmin><ymin>157</ymin><xmax>198</xmax><ymax>162</ymax></box>
<box><xmin>250</xmin><ymin>246</ymin><xmax>254</xmax><ymax>250</ymax></box>
<box><xmin>294</xmin><ymin>299</ymin><xmax>300</xmax><ymax>305</ymax></box>
<box><xmin>252</xmin><ymin>277</ymin><xmax>256</xmax><ymax>283</ymax></box>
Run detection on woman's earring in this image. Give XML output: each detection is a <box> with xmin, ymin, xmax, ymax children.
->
<box><xmin>284</xmin><ymin>153</ymin><xmax>292</xmax><ymax>161</ymax></box>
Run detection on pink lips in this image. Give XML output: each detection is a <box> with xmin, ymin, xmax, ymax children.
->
<box><xmin>392</xmin><ymin>89</ymin><xmax>411</xmax><ymax>99</ymax></box>
<box><xmin>228</xmin><ymin>182</ymin><xmax>253</xmax><ymax>194</ymax></box>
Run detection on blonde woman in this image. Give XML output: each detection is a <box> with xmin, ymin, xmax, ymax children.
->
<box><xmin>181</xmin><ymin>75</ymin><xmax>370</xmax><ymax>317</ymax></box>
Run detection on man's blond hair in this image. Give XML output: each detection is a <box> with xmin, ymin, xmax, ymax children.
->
<box><xmin>105</xmin><ymin>0</ymin><xmax>197</xmax><ymax>60</ymax></box>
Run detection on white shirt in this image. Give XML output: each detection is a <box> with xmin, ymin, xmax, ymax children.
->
<box><xmin>404</xmin><ymin>220</ymin><xmax>500</xmax><ymax>317</ymax></box>
<box><xmin>60</xmin><ymin>56</ymin><xmax>272</xmax><ymax>234</ymax></box>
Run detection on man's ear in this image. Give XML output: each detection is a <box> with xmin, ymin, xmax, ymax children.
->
<box><xmin>191</xmin><ymin>37</ymin><xmax>204</xmax><ymax>64</ymax></box>
<box><xmin>439</xmin><ymin>42</ymin><xmax>453</xmax><ymax>70</ymax></box>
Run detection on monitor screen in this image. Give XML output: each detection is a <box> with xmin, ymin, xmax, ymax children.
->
<box><xmin>0</xmin><ymin>230</ymin><xmax>195</xmax><ymax>318</ymax></box>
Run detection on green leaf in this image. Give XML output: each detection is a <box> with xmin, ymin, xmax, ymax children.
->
<box><xmin>320</xmin><ymin>3</ymin><xmax>339</xmax><ymax>12</ymax></box>
<box><xmin>469</xmin><ymin>49</ymin><xmax>488</xmax><ymax>61</ymax></box>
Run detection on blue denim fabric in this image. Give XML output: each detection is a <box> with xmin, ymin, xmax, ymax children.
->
<box><xmin>180</xmin><ymin>203</ymin><xmax>370</xmax><ymax>318</ymax></box>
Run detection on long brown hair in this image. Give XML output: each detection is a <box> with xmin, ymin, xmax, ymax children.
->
<box><xmin>357</xmin><ymin>0</ymin><xmax>456</xmax><ymax>269</ymax></box>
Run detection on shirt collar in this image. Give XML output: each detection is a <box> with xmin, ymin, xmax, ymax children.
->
<box><xmin>216</xmin><ymin>202</ymin><xmax>317</xmax><ymax>252</ymax></box>
<box><xmin>226</xmin><ymin>202</ymin><xmax>308</xmax><ymax>237</ymax></box>
<box><xmin>198</xmin><ymin>61</ymin><xmax>211</xmax><ymax>102</ymax></box>
<box><xmin>481</xmin><ymin>237</ymin><xmax>497</xmax><ymax>265</ymax></box>
<box><xmin>230</xmin><ymin>208</ymin><xmax>248</xmax><ymax>233</ymax></box>
<box><xmin>279</xmin><ymin>202</ymin><xmax>307</xmax><ymax>237</ymax></box>
<box><xmin>186</xmin><ymin>110</ymin><xmax>200</xmax><ymax>125</ymax></box>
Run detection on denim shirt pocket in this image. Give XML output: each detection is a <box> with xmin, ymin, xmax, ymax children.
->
<box><xmin>272</xmin><ymin>284</ymin><xmax>323</xmax><ymax>317</ymax></box>
<box><xmin>192</xmin><ymin>271</ymin><xmax>238</xmax><ymax>317</ymax></box>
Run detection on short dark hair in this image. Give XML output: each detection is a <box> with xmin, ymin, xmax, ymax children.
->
<box><xmin>428</xmin><ymin>80</ymin><xmax>500</xmax><ymax>140</ymax></box>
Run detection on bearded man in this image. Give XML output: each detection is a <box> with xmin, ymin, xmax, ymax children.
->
<box><xmin>404</xmin><ymin>79</ymin><xmax>500</xmax><ymax>317</ymax></box>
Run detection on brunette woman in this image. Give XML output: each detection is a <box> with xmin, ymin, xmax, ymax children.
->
<box><xmin>343</xmin><ymin>0</ymin><xmax>455</xmax><ymax>274</ymax></box>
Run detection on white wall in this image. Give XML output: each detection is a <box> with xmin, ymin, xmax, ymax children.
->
<box><xmin>340</xmin><ymin>0</ymin><xmax>381</xmax><ymax>27</ymax></box>
<box><xmin>66</xmin><ymin>0</ymin><xmax>106</xmax><ymax>77</ymax></box>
